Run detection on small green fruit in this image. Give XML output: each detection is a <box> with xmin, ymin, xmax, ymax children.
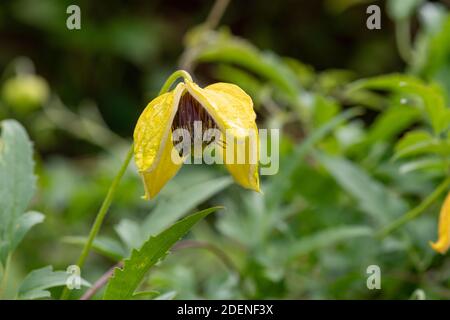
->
<box><xmin>2</xmin><ymin>75</ymin><xmax>50</xmax><ymax>113</ymax></box>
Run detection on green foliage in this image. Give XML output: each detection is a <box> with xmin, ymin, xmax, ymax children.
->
<box><xmin>62</xmin><ymin>172</ymin><xmax>232</xmax><ymax>261</ymax></box>
<box><xmin>182</xmin><ymin>28</ymin><xmax>309</xmax><ymax>122</ymax></box>
<box><xmin>278</xmin><ymin>226</ymin><xmax>373</xmax><ymax>262</ymax></box>
<box><xmin>62</xmin><ymin>236</ymin><xmax>126</xmax><ymax>261</ymax></box>
<box><xmin>362</xmin><ymin>104</ymin><xmax>420</xmax><ymax>145</ymax></box>
<box><xmin>104</xmin><ymin>207</ymin><xmax>220</xmax><ymax>299</ymax></box>
<box><xmin>413</xmin><ymin>6</ymin><xmax>450</xmax><ymax>99</ymax></box>
<box><xmin>18</xmin><ymin>266</ymin><xmax>90</xmax><ymax>300</ymax></box>
<box><xmin>1</xmin><ymin>0</ymin><xmax>450</xmax><ymax>301</ymax></box>
<box><xmin>0</xmin><ymin>120</ymin><xmax>43</xmax><ymax>265</ymax></box>
<box><xmin>348</xmin><ymin>74</ymin><xmax>450</xmax><ymax>134</ymax></box>
<box><xmin>140</xmin><ymin>176</ymin><xmax>232</xmax><ymax>237</ymax></box>
<box><xmin>318</xmin><ymin>154</ymin><xmax>407</xmax><ymax>225</ymax></box>
<box><xmin>185</xmin><ymin>28</ymin><xmax>302</xmax><ymax>101</ymax></box>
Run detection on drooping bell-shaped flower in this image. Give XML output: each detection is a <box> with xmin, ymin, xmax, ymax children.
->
<box><xmin>430</xmin><ymin>191</ymin><xmax>450</xmax><ymax>254</ymax></box>
<box><xmin>133</xmin><ymin>75</ymin><xmax>260</xmax><ymax>199</ymax></box>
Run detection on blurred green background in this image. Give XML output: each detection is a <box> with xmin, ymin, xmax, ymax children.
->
<box><xmin>2</xmin><ymin>0</ymin><xmax>450</xmax><ymax>299</ymax></box>
<box><xmin>0</xmin><ymin>0</ymin><xmax>402</xmax><ymax>140</ymax></box>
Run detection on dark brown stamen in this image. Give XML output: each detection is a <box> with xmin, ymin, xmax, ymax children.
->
<box><xmin>171</xmin><ymin>92</ymin><xmax>218</xmax><ymax>137</ymax></box>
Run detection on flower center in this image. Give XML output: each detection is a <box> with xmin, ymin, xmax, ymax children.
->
<box><xmin>171</xmin><ymin>92</ymin><xmax>218</xmax><ymax>136</ymax></box>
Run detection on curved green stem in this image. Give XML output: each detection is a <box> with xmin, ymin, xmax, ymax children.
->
<box><xmin>60</xmin><ymin>145</ymin><xmax>134</xmax><ymax>299</ymax></box>
<box><xmin>158</xmin><ymin>70</ymin><xmax>192</xmax><ymax>95</ymax></box>
<box><xmin>376</xmin><ymin>177</ymin><xmax>450</xmax><ymax>239</ymax></box>
<box><xmin>60</xmin><ymin>69</ymin><xmax>192</xmax><ymax>299</ymax></box>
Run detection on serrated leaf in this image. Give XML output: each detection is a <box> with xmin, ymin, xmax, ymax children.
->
<box><xmin>103</xmin><ymin>207</ymin><xmax>220</xmax><ymax>300</ymax></box>
<box><xmin>0</xmin><ymin>120</ymin><xmax>39</xmax><ymax>265</ymax></box>
<box><xmin>18</xmin><ymin>266</ymin><xmax>90</xmax><ymax>300</ymax></box>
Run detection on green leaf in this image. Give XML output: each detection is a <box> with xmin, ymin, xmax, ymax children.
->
<box><xmin>103</xmin><ymin>207</ymin><xmax>220</xmax><ymax>300</ymax></box>
<box><xmin>348</xmin><ymin>74</ymin><xmax>450</xmax><ymax>134</ymax></box>
<box><xmin>318</xmin><ymin>154</ymin><xmax>408</xmax><ymax>224</ymax></box>
<box><xmin>311</xmin><ymin>95</ymin><xmax>340</xmax><ymax>128</ymax></box>
<box><xmin>365</xmin><ymin>105</ymin><xmax>420</xmax><ymax>144</ymax></box>
<box><xmin>141</xmin><ymin>176</ymin><xmax>232</xmax><ymax>237</ymax></box>
<box><xmin>396</xmin><ymin>130</ymin><xmax>433</xmax><ymax>150</ymax></box>
<box><xmin>11</xmin><ymin>211</ymin><xmax>44</xmax><ymax>250</ymax></box>
<box><xmin>399</xmin><ymin>157</ymin><xmax>446</xmax><ymax>174</ymax></box>
<box><xmin>115</xmin><ymin>219</ymin><xmax>143</xmax><ymax>251</ymax></box>
<box><xmin>18</xmin><ymin>266</ymin><xmax>90</xmax><ymax>300</ymax></box>
<box><xmin>0</xmin><ymin>119</ymin><xmax>39</xmax><ymax>265</ymax></box>
<box><xmin>394</xmin><ymin>130</ymin><xmax>450</xmax><ymax>159</ymax></box>
<box><xmin>132</xmin><ymin>290</ymin><xmax>160</xmax><ymax>300</ymax></box>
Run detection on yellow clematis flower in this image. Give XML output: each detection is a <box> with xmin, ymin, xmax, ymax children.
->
<box><xmin>430</xmin><ymin>191</ymin><xmax>450</xmax><ymax>254</ymax></box>
<box><xmin>133</xmin><ymin>75</ymin><xmax>260</xmax><ymax>200</ymax></box>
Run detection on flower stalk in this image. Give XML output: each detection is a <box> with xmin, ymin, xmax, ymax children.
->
<box><xmin>60</xmin><ymin>70</ymin><xmax>200</xmax><ymax>300</ymax></box>
<box><xmin>60</xmin><ymin>145</ymin><xmax>133</xmax><ymax>299</ymax></box>
<box><xmin>376</xmin><ymin>176</ymin><xmax>450</xmax><ymax>239</ymax></box>
<box><xmin>158</xmin><ymin>70</ymin><xmax>193</xmax><ymax>96</ymax></box>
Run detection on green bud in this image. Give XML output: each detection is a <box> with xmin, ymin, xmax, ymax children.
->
<box><xmin>2</xmin><ymin>75</ymin><xmax>50</xmax><ymax>113</ymax></box>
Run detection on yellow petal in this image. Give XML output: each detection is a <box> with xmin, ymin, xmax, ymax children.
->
<box><xmin>221</xmin><ymin>133</ymin><xmax>260</xmax><ymax>192</ymax></box>
<box><xmin>430</xmin><ymin>191</ymin><xmax>450</xmax><ymax>254</ymax></box>
<box><xmin>134</xmin><ymin>83</ymin><xmax>185</xmax><ymax>199</ymax></box>
<box><xmin>185</xmin><ymin>81</ymin><xmax>256</xmax><ymax>138</ymax></box>
<box><xmin>185</xmin><ymin>81</ymin><xmax>260</xmax><ymax>191</ymax></box>
<box><xmin>140</xmin><ymin>130</ymin><xmax>183</xmax><ymax>199</ymax></box>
